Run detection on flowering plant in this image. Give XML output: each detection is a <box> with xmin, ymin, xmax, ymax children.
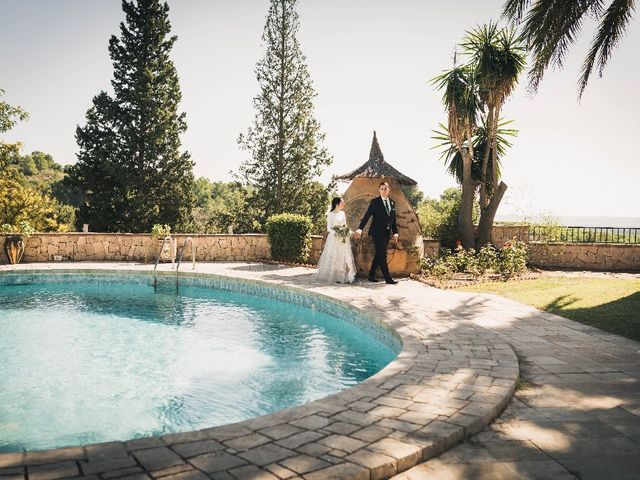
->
<box><xmin>332</xmin><ymin>224</ymin><xmax>352</xmax><ymax>243</ymax></box>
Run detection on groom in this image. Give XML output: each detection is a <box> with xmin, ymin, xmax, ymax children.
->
<box><xmin>354</xmin><ymin>181</ymin><xmax>398</xmax><ymax>284</ymax></box>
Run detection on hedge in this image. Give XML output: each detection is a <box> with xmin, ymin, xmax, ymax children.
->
<box><xmin>265</xmin><ymin>213</ymin><xmax>312</xmax><ymax>263</ymax></box>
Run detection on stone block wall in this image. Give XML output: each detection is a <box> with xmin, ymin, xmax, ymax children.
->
<box><xmin>528</xmin><ymin>242</ymin><xmax>640</xmax><ymax>271</ymax></box>
<box><xmin>423</xmin><ymin>239</ymin><xmax>441</xmax><ymax>257</ymax></box>
<box><xmin>0</xmin><ymin>233</ymin><xmax>271</xmax><ymax>264</ymax></box>
<box><xmin>491</xmin><ymin>225</ymin><xmax>530</xmax><ymax>246</ymax></box>
<box><xmin>309</xmin><ymin>235</ymin><xmax>324</xmax><ymax>264</ymax></box>
<box><xmin>2</xmin><ymin>228</ymin><xmax>639</xmax><ymax>272</ymax></box>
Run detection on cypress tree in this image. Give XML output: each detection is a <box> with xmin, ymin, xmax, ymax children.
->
<box><xmin>69</xmin><ymin>0</ymin><xmax>194</xmax><ymax>232</ymax></box>
<box><xmin>237</xmin><ymin>0</ymin><xmax>332</xmax><ymax>222</ymax></box>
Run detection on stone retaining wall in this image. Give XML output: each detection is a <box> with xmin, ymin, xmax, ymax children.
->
<box><xmin>528</xmin><ymin>242</ymin><xmax>640</xmax><ymax>271</ymax></box>
<box><xmin>490</xmin><ymin>225</ymin><xmax>530</xmax><ymax>246</ymax></box>
<box><xmin>0</xmin><ymin>233</ymin><xmax>272</xmax><ymax>264</ymax></box>
<box><xmin>0</xmin><ymin>233</ymin><xmax>326</xmax><ymax>266</ymax></box>
<box><xmin>2</xmin><ymin>227</ymin><xmax>639</xmax><ymax>271</ymax></box>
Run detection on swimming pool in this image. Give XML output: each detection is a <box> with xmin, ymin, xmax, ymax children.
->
<box><xmin>0</xmin><ymin>271</ymin><xmax>400</xmax><ymax>453</ymax></box>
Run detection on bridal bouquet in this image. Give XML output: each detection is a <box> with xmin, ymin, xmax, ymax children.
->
<box><xmin>332</xmin><ymin>225</ymin><xmax>352</xmax><ymax>243</ymax></box>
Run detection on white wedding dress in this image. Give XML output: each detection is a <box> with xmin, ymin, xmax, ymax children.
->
<box><xmin>315</xmin><ymin>210</ymin><xmax>357</xmax><ymax>283</ymax></box>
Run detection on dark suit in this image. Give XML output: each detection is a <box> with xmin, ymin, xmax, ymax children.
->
<box><xmin>358</xmin><ymin>196</ymin><xmax>398</xmax><ymax>280</ymax></box>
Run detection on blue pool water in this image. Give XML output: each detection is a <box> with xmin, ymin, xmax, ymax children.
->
<box><xmin>0</xmin><ymin>275</ymin><xmax>398</xmax><ymax>452</ymax></box>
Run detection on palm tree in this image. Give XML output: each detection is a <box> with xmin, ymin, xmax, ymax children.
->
<box><xmin>432</xmin><ymin>63</ymin><xmax>480</xmax><ymax>248</ymax></box>
<box><xmin>432</xmin><ymin>24</ymin><xmax>525</xmax><ymax>249</ymax></box>
<box><xmin>463</xmin><ymin>24</ymin><xmax>526</xmax><ymax>212</ymax></box>
<box><xmin>503</xmin><ymin>0</ymin><xmax>637</xmax><ymax>97</ymax></box>
<box><xmin>433</xmin><ymin>119</ymin><xmax>517</xmax><ymax>190</ymax></box>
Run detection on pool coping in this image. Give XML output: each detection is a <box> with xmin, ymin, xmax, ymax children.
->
<box><xmin>0</xmin><ymin>263</ymin><xmax>519</xmax><ymax>480</ymax></box>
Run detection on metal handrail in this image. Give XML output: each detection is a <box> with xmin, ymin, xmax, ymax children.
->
<box><xmin>174</xmin><ymin>237</ymin><xmax>195</xmax><ymax>292</ymax></box>
<box><xmin>153</xmin><ymin>235</ymin><xmax>172</xmax><ymax>290</ymax></box>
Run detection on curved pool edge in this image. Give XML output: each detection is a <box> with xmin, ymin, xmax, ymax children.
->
<box><xmin>0</xmin><ymin>263</ymin><xmax>519</xmax><ymax>480</ymax></box>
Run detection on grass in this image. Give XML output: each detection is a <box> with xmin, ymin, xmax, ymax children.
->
<box><xmin>515</xmin><ymin>375</ymin><xmax>532</xmax><ymax>391</ymax></box>
<box><xmin>462</xmin><ymin>276</ymin><xmax>640</xmax><ymax>341</ymax></box>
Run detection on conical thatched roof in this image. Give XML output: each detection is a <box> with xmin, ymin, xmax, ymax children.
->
<box><xmin>335</xmin><ymin>131</ymin><xmax>417</xmax><ymax>186</ymax></box>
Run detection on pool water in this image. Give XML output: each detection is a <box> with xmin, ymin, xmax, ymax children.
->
<box><xmin>0</xmin><ymin>279</ymin><xmax>398</xmax><ymax>452</ymax></box>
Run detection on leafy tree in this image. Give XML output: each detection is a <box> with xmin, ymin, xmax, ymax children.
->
<box><xmin>432</xmin><ymin>23</ymin><xmax>526</xmax><ymax>249</ymax></box>
<box><xmin>503</xmin><ymin>0</ymin><xmax>637</xmax><ymax>97</ymax></box>
<box><xmin>0</xmin><ymin>178</ymin><xmax>70</xmax><ymax>231</ymax></box>
<box><xmin>402</xmin><ymin>185</ymin><xmax>426</xmax><ymax>209</ymax></box>
<box><xmin>0</xmin><ymin>89</ymin><xmax>29</xmax><ymax>170</ymax></box>
<box><xmin>67</xmin><ymin>0</ymin><xmax>194</xmax><ymax>233</ymax></box>
<box><xmin>0</xmin><ymin>93</ymin><xmax>73</xmax><ymax>231</ymax></box>
<box><xmin>237</xmin><ymin>0</ymin><xmax>332</xmax><ymax>223</ymax></box>
<box><xmin>418</xmin><ymin>187</ymin><xmax>479</xmax><ymax>248</ymax></box>
<box><xmin>189</xmin><ymin>178</ymin><xmax>263</xmax><ymax>234</ymax></box>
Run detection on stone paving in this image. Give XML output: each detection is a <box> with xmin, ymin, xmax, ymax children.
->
<box><xmin>0</xmin><ymin>262</ymin><xmax>638</xmax><ymax>480</ymax></box>
<box><xmin>392</xmin><ymin>288</ymin><xmax>640</xmax><ymax>480</ymax></box>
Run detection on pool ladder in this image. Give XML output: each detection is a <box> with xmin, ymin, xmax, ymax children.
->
<box><xmin>153</xmin><ymin>236</ymin><xmax>196</xmax><ymax>292</ymax></box>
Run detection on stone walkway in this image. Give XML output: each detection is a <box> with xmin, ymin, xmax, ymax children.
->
<box><xmin>393</xmin><ymin>288</ymin><xmax>640</xmax><ymax>480</ymax></box>
<box><xmin>0</xmin><ymin>263</ymin><xmax>638</xmax><ymax>480</ymax></box>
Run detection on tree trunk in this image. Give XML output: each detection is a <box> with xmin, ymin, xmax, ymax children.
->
<box><xmin>476</xmin><ymin>181</ymin><xmax>507</xmax><ymax>248</ymax></box>
<box><xmin>491</xmin><ymin>106</ymin><xmax>501</xmax><ymax>193</ymax></box>
<box><xmin>458</xmin><ymin>146</ymin><xmax>475</xmax><ymax>249</ymax></box>
<box><xmin>479</xmin><ymin>105</ymin><xmax>494</xmax><ymax>209</ymax></box>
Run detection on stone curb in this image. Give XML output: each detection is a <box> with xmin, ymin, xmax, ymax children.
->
<box><xmin>0</xmin><ymin>264</ymin><xmax>519</xmax><ymax>479</ymax></box>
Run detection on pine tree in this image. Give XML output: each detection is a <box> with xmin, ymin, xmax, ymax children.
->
<box><xmin>237</xmin><ymin>0</ymin><xmax>332</xmax><ymax>222</ymax></box>
<box><xmin>68</xmin><ymin>0</ymin><xmax>194</xmax><ymax>232</ymax></box>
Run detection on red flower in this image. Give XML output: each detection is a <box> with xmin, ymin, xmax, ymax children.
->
<box><xmin>455</xmin><ymin>240</ymin><xmax>462</xmax><ymax>247</ymax></box>
<box><xmin>503</xmin><ymin>241</ymin><xmax>512</xmax><ymax>248</ymax></box>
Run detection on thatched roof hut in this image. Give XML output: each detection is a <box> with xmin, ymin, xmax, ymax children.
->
<box><xmin>336</xmin><ymin>131</ymin><xmax>423</xmax><ymax>277</ymax></box>
<box><xmin>335</xmin><ymin>131</ymin><xmax>417</xmax><ymax>186</ymax></box>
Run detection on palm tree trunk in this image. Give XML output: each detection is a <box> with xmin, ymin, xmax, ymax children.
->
<box><xmin>479</xmin><ymin>105</ymin><xmax>494</xmax><ymax>209</ymax></box>
<box><xmin>491</xmin><ymin>106</ymin><xmax>501</xmax><ymax>192</ymax></box>
<box><xmin>476</xmin><ymin>180</ymin><xmax>507</xmax><ymax>248</ymax></box>
<box><xmin>458</xmin><ymin>142</ymin><xmax>475</xmax><ymax>249</ymax></box>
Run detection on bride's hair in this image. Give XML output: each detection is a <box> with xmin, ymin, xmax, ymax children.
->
<box><xmin>330</xmin><ymin>197</ymin><xmax>342</xmax><ymax>212</ymax></box>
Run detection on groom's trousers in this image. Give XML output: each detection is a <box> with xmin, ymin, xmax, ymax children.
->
<box><xmin>369</xmin><ymin>232</ymin><xmax>392</xmax><ymax>280</ymax></box>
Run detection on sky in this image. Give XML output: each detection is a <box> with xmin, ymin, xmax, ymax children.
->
<box><xmin>1</xmin><ymin>0</ymin><xmax>639</xmax><ymax>219</ymax></box>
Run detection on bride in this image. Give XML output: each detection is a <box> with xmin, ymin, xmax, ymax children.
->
<box><xmin>315</xmin><ymin>197</ymin><xmax>357</xmax><ymax>284</ymax></box>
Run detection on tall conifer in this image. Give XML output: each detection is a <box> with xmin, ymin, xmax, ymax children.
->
<box><xmin>69</xmin><ymin>0</ymin><xmax>194</xmax><ymax>232</ymax></box>
<box><xmin>238</xmin><ymin>0</ymin><xmax>332</xmax><ymax>221</ymax></box>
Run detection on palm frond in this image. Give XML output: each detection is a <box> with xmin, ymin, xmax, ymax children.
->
<box><xmin>431</xmin><ymin>119</ymin><xmax>517</xmax><ymax>187</ymax></box>
<box><xmin>579</xmin><ymin>0</ymin><xmax>636</xmax><ymax>97</ymax></box>
<box><xmin>524</xmin><ymin>0</ymin><xmax>601</xmax><ymax>92</ymax></box>
<box><xmin>431</xmin><ymin>65</ymin><xmax>481</xmax><ymax>142</ymax></box>
<box><xmin>503</xmin><ymin>0</ymin><xmax>533</xmax><ymax>23</ymax></box>
<box><xmin>462</xmin><ymin>23</ymin><xmax>526</xmax><ymax>105</ymax></box>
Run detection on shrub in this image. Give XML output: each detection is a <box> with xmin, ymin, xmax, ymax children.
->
<box><xmin>265</xmin><ymin>213</ymin><xmax>312</xmax><ymax>263</ymax></box>
<box><xmin>417</xmin><ymin>187</ymin><xmax>480</xmax><ymax>248</ymax></box>
<box><xmin>477</xmin><ymin>243</ymin><xmax>499</xmax><ymax>272</ymax></box>
<box><xmin>497</xmin><ymin>240</ymin><xmax>528</xmax><ymax>275</ymax></box>
<box><xmin>151</xmin><ymin>223</ymin><xmax>171</xmax><ymax>239</ymax></box>
<box><xmin>418</xmin><ymin>240</ymin><xmax>528</xmax><ymax>280</ymax></box>
<box><xmin>0</xmin><ymin>220</ymin><xmax>35</xmax><ymax>238</ymax></box>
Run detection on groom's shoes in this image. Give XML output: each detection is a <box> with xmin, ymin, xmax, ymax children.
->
<box><xmin>368</xmin><ymin>276</ymin><xmax>379</xmax><ymax>283</ymax></box>
<box><xmin>385</xmin><ymin>278</ymin><xmax>398</xmax><ymax>285</ymax></box>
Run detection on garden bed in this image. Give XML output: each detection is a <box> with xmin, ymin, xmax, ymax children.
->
<box><xmin>410</xmin><ymin>270</ymin><xmax>540</xmax><ymax>289</ymax></box>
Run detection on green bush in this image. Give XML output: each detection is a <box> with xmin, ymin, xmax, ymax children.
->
<box><xmin>418</xmin><ymin>240</ymin><xmax>528</xmax><ymax>280</ymax></box>
<box><xmin>151</xmin><ymin>223</ymin><xmax>171</xmax><ymax>239</ymax></box>
<box><xmin>417</xmin><ymin>187</ymin><xmax>479</xmax><ymax>248</ymax></box>
<box><xmin>265</xmin><ymin>213</ymin><xmax>312</xmax><ymax>263</ymax></box>
<box><xmin>497</xmin><ymin>240</ymin><xmax>528</xmax><ymax>275</ymax></box>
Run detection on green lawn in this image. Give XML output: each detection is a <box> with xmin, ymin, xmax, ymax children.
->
<box><xmin>462</xmin><ymin>276</ymin><xmax>640</xmax><ymax>341</ymax></box>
